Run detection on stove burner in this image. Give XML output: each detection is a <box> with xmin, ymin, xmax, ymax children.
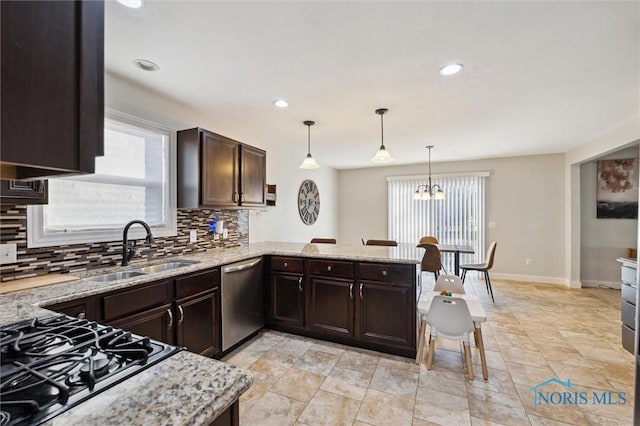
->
<box><xmin>0</xmin><ymin>314</ymin><xmax>180</xmax><ymax>426</ymax></box>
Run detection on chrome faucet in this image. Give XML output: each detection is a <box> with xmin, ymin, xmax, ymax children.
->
<box><xmin>121</xmin><ymin>220</ymin><xmax>154</xmax><ymax>266</ymax></box>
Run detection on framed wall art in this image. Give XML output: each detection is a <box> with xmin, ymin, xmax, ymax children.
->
<box><xmin>597</xmin><ymin>158</ymin><xmax>639</xmax><ymax>219</ymax></box>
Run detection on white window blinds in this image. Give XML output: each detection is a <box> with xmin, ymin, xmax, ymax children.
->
<box><xmin>387</xmin><ymin>173</ymin><xmax>488</xmax><ymax>270</ymax></box>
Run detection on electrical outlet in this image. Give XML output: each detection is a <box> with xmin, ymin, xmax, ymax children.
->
<box><xmin>0</xmin><ymin>244</ymin><xmax>17</xmax><ymax>264</ymax></box>
<box><xmin>189</xmin><ymin>230</ymin><xmax>197</xmax><ymax>243</ymax></box>
<box><xmin>525</xmin><ymin>258</ymin><xmax>533</xmax><ymax>266</ymax></box>
<box><xmin>222</xmin><ymin>229</ymin><xmax>228</xmax><ymax>239</ymax></box>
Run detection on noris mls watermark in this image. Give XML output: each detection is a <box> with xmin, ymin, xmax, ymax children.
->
<box><xmin>531</xmin><ymin>378</ymin><xmax>627</xmax><ymax>408</ymax></box>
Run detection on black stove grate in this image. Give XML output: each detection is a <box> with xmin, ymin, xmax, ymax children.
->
<box><xmin>0</xmin><ymin>315</ymin><xmax>180</xmax><ymax>426</ymax></box>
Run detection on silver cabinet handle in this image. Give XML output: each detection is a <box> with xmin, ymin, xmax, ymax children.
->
<box><xmin>77</xmin><ymin>312</ymin><xmax>86</xmax><ymax>319</ymax></box>
<box><xmin>284</xmin><ymin>262</ymin><xmax>288</xmax><ymax>268</ymax></box>
<box><xmin>298</xmin><ymin>276</ymin><xmax>303</xmax><ymax>292</ymax></box>
<box><xmin>327</xmin><ymin>265</ymin><xmax>332</xmax><ymax>271</ymax></box>
<box><xmin>382</xmin><ymin>270</ymin><xmax>388</xmax><ymax>276</ymax></box>
<box><xmin>167</xmin><ymin>309</ymin><xmax>173</xmax><ymax>329</ymax></box>
<box><xmin>359</xmin><ymin>282</ymin><xmax>364</xmax><ymax>299</ymax></box>
<box><xmin>232</xmin><ymin>192</ymin><xmax>239</xmax><ymax>202</ymax></box>
<box><xmin>349</xmin><ymin>283</ymin><xmax>353</xmax><ymax>299</ymax></box>
<box><xmin>241</xmin><ymin>193</ymin><xmax>245</xmax><ymax>203</ymax></box>
<box><xmin>223</xmin><ymin>257</ymin><xmax>262</xmax><ymax>273</ymax></box>
<box><xmin>177</xmin><ymin>305</ymin><xmax>184</xmax><ymax>325</ymax></box>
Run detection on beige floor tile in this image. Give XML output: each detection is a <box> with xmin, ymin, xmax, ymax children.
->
<box><xmin>296</xmin><ymin>389</ymin><xmax>361</xmax><ymax>426</ymax></box>
<box><xmin>470</xmin><ymin>416</ymin><xmax>510</xmax><ymax>425</ymax></box>
<box><xmin>505</xmin><ymin>362</ymin><xmax>557</xmax><ymax>387</ymax></box>
<box><xmin>414</xmin><ymin>402</ymin><xmax>471</xmax><ymax>425</ymax></box>
<box><xmin>514</xmin><ymin>383</ymin><xmax>592</xmax><ymax>425</ymax></box>
<box><xmin>293</xmin><ymin>349</ymin><xmax>339</xmax><ymax>376</ymax></box>
<box><xmin>274</xmin><ymin>336</ymin><xmax>314</xmax><ymax>357</ymax></box>
<box><xmin>249</xmin><ymin>356</ymin><xmax>293</xmax><ymax>378</ymax></box>
<box><xmin>369</xmin><ymin>358</ymin><xmax>419</xmax><ymax>398</ymax></box>
<box><xmin>411</xmin><ymin>418</ymin><xmax>441</xmax><ymax>426</ymax></box>
<box><xmin>271</xmin><ymin>367</ymin><xmax>326</xmax><ymax>402</ymax></box>
<box><xmin>596</xmin><ymin>361</ymin><xmax>635</xmax><ymax>387</ymax></box>
<box><xmin>472</xmin><ymin>348</ymin><xmax>507</xmax><ymax>371</ymax></box>
<box><xmin>241</xmin><ymin>391</ymin><xmax>306</xmax><ymax>426</ymax></box>
<box><xmin>356</xmin><ymin>388</ymin><xmax>415</xmax><ymax>426</ymax></box>
<box><xmin>546</xmin><ymin>361</ymin><xmax>613</xmax><ymax>390</ymax></box>
<box><xmin>321</xmin><ymin>375</ymin><xmax>368</xmax><ymax>401</ymax></box>
<box><xmin>467</xmin><ymin>389</ymin><xmax>530</xmax><ymax>426</ymax></box>
<box><xmin>527</xmin><ymin>414</ymin><xmax>573</xmax><ymax>425</ymax></box>
<box><xmin>417</xmin><ymin>366</ymin><xmax>468</xmax><ymax>398</ymax></box>
<box><xmin>500</xmin><ymin>346</ymin><xmax>549</xmax><ymax>368</ymax></box>
<box><xmin>335</xmin><ymin>349</ymin><xmax>380</xmax><ymax>374</ymax></box>
<box><xmin>309</xmin><ymin>340</ymin><xmax>348</xmax><ymax>355</ymax></box>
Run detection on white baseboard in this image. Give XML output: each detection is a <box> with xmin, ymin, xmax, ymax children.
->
<box><xmin>581</xmin><ymin>280</ymin><xmax>621</xmax><ymax>290</ymax></box>
<box><xmin>489</xmin><ymin>272</ymin><xmax>570</xmax><ymax>287</ymax></box>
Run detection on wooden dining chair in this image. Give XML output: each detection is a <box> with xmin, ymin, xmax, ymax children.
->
<box><xmin>460</xmin><ymin>241</ymin><xmax>497</xmax><ymax>302</ymax></box>
<box><xmin>365</xmin><ymin>239</ymin><xmax>398</xmax><ymax>247</ymax></box>
<box><xmin>310</xmin><ymin>238</ymin><xmax>336</xmax><ymax>244</ymax></box>
<box><xmin>419</xmin><ymin>236</ymin><xmax>439</xmax><ymax>244</ymax></box>
<box><xmin>417</xmin><ymin>243</ymin><xmax>445</xmax><ymax>280</ymax></box>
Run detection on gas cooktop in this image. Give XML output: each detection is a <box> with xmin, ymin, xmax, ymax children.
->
<box><xmin>0</xmin><ymin>314</ymin><xmax>180</xmax><ymax>426</ymax></box>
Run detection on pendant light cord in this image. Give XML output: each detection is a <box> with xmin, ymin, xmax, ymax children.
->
<box><xmin>380</xmin><ymin>112</ymin><xmax>385</xmax><ymax>149</ymax></box>
<box><xmin>307</xmin><ymin>124</ymin><xmax>311</xmax><ymax>155</ymax></box>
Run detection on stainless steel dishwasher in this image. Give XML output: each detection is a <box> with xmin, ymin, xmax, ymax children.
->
<box><xmin>221</xmin><ymin>257</ymin><xmax>264</xmax><ymax>351</ymax></box>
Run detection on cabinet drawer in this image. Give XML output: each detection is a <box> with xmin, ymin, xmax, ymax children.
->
<box><xmin>358</xmin><ymin>263</ymin><xmax>413</xmax><ymax>283</ymax></box>
<box><xmin>103</xmin><ymin>280</ymin><xmax>171</xmax><ymax>321</ymax></box>
<box><xmin>271</xmin><ymin>256</ymin><xmax>303</xmax><ymax>274</ymax></box>
<box><xmin>622</xmin><ymin>300</ymin><xmax>636</xmax><ymax>329</ymax></box>
<box><xmin>622</xmin><ymin>266</ymin><xmax>637</xmax><ymax>286</ymax></box>
<box><xmin>175</xmin><ymin>269</ymin><xmax>219</xmax><ymax>299</ymax></box>
<box><xmin>622</xmin><ymin>282</ymin><xmax>637</xmax><ymax>304</ymax></box>
<box><xmin>622</xmin><ymin>324</ymin><xmax>635</xmax><ymax>354</ymax></box>
<box><xmin>308</xmin><ymin>259</ymin><xmax>353</xmax><ymax>279</ymax></box>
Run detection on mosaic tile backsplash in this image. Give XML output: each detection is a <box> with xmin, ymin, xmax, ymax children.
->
<box><xmin>0</xmin><ymin>205</ymin><xmax>249</xmax><ymax>281</ymax></box>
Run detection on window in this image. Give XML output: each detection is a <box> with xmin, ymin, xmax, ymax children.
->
<box><xmin>28</xmin><ymin>110</ymin><xmax>176</xmax><ymax>247</ymax></box>
<box><xmin>387</xmin><ymin>172</ymin><xmax>488</xmax><ymax>271</ymax></box>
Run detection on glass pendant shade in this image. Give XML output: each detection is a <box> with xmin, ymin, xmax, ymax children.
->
<box><xmin>371</xmin><ymin>145</ymin><xmax>394</xmax><ymax>163</ymax></box>
<box><xmin>299</xmin><ymin>154</ymin><xmax>320</xmax><ymax>169</ymax></box>
<box><xmin>300</xmin><ymin>120</ymin><xmax>319</xmax><ymax>169</ymax></box>
<box><xmin>371</xmin><ymin>108</ymin><xmax>394</xmax><ymax>164</ymax></box>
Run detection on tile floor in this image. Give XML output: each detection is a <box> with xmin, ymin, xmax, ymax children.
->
<box><xmin>222</xmin><ymin>277</ymin><xmax>635</xmax><ymax>425</ymax></box>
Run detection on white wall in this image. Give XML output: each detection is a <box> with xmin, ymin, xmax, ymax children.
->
<box><xmin>338</xmin><ymin>154</ymin><xmax>566</xmax><ymax>283</ymax></box>
<box><xmin>580</xmin><ymin>146</ymin><xmax>639</xmax><ymax>288</ymax></box>
<box><xmin>105</xmin><ymin>73</ymin><xmax>340</xmax><ymax>242</ymax></box>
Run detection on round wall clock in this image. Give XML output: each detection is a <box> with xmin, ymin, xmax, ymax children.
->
<box><xmin>298</xmin><ymin>179</ymin><xmax>320</xmax><ymax>225</ymax></box>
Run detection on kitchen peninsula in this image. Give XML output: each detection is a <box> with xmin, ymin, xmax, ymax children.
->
<box><xmin>0</xmin><ymin>242</ymin><xmax>421</xmax><ymax>425</ymax></box>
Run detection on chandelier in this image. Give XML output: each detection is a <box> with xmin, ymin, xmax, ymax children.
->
<box><xmin>413</xmin><ymin>145</ymin><xmax>445</xmax><ymax>200</ymax></box>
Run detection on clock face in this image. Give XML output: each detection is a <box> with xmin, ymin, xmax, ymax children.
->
<box><xmin>298</xmin><ymin>180</ymin><xmax>320</xmax><ymax>225</ymax></box>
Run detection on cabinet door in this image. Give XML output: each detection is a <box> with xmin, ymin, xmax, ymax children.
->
<box><xmin>1</xmin><ymin>0</ymin><xmax>103</xmax><ymax>178</ymax></box>
<box><xmin>45</xmin><ymin>295</ymin><xmax>98</xmax><ymax>321</ymax></box>
<box><xmin>356</xmin><ymin>280</ymin><xmax>415</xmax><ymax>350</ymax></box>
<box><xmin>176</xmin><ymin>290</ymin><xmax>220</xmax><ymax>357</ymax></box>
<box><xmin>0</xmin><ymin>180</ymin><xmax>48</xmax><ymax>205</ymax></box>
<box><xmin>271</xmin><ymin>272</ymin><xmax>305</xmax><ymax>329</ymax></box>
<box><xmin>240</xmin><ymin>145</ymin><xmax>266</xmax><ymax>207</ymax></box>
<box><xmin>309</xmin><ymin>277</ymin><xmax>354</xmax><ymax>338</ymax></box>
<box><xmin>109</xmin><ymin>304</ymin><xmax>175</xmax><ymax>345</ymax></box>
<box><xmin>201</xmin><ymin>131</ymin><xmax>239</xmax><ymax>207</ymax></box>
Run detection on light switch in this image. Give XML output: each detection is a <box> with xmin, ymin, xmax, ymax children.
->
<box><xmin>488</xmin><ymin>221</ymin><xmax>496</xmax><ymax>228</ymax></box>
<box><xmin>0</xmin><ymin>244</ymin><xmax>17</xmax><ymax>264</ymax></box>
<box><xmin>189</xmin><ymin>230</ymin><xmax>197</xmax><ymax>243</ymax></box>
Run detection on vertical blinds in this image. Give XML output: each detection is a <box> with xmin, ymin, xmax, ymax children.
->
<box><xmin>387</xmin><ymin>173</ymin><xmax>488</xmax><ymax>270</ymax></box>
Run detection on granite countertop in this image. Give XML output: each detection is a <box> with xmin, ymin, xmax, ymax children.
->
<box><xmin>1</xmin><ymin>241</ymin><xmax>421</xmax><ymax>425</ymax></box>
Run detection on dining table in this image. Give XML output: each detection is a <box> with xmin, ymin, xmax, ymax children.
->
<box><xmin>435</xmin><ymin>244</ymin><xmax>475</xmax><ymax>276</ymax></box>
<box><xmin>416</xmin><ymin>290</ymin><xmax>489</xmax><ymax>380</ymax></box>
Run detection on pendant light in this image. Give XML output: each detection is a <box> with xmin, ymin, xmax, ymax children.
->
<box><xmin>299</xmin><ymin>120</ymin><xmax>320</xmax><ymax>169</ymax></box>
<box><xmin>370</xmin><ymin>108</ymin><xmax>394</xmax><ymax>163</ymax></box>
<box><xmin>413</xmin><ymin>145</ymin><xmax>445</xmax><ymax>200</ymax></box>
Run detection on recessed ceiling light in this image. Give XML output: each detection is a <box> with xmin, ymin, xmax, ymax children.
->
<box><xmin>117</xmin><ymin>0</ymin><xmax>143</xmax><ymax>8</ymax></box>
<box><xmin>273</xmin><ymin>99</ymin><xmax>288</xmax><ymax>108</ymax></box>
<box><xmin>133</xmin><ymin>59</ymin><xmax>160</xmax><ymax>72</ymax></box>
<box><xmin>439</xmin><ymin>63</ymin><xmax>463</xmax><ymax>76</ymax></box>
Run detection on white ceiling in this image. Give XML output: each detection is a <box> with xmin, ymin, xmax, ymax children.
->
<box><xmin>105</xmin><ymin>1</ymin><xmax>639</xmax><ymax>169</ymax></box>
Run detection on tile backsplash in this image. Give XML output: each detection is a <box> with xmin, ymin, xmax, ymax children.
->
<box><xmin>0</xmin><ymin>205</ymin><xmax>248</xmax><ymax>281</ymax></box>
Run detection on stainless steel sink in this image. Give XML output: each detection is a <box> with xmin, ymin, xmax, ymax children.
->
<box><xmin>139</xmin><ymin>260</ymin><xmax>200</xmax><ymax>274</ymax></box>
<box><xmin>87</xmin><ymin>270</ymin><xmax>148</xmax><ymax>282</ymax></box>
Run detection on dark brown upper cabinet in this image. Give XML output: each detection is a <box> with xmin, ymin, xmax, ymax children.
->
<box><xmin>178</xmin><ymin>128</ymin><xmax>266</xmax><ymax>208</ymax></box>
<box><xmin>0</xmin><ymin>1</ymin><xmax>104</xmax><ymax>181</ymax></box>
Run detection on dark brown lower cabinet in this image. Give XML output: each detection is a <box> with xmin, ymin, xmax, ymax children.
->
<box><xmin>309</xmin><ymin>277</ymin><xmax>354</xmax><ymax>338</ymax></box>
<box><xmin>209</xmin><ymin>400</ymin><xmax>239</xmax><ymax>426</ymax></box>
<box><xmin>110</xmin><ymin>304</ymin><xmax>175</xmax><ymax>345</ymax></box>
<box><xmin>268</xmin><ymin>258</ymin><xmax>417</xmax><ymax>358</ymax></box>
<box><xmin>176</xmin><ymin>289</ymin><xmax>220</xmax><ymax>357</ymax></box>
<box><xmin>270</xmin><ymin>272</ymin><xmax>305</xmax><ymax>329</ymax></box>
<box><xmin>44</xmin><ymin>295</ymin><xmax>98</xmax><ymax>321</ymax></box>
<box><xmin>357</xmin><ymin>280</ymin><xmax>414</xmax><ymax>349</ymax></box>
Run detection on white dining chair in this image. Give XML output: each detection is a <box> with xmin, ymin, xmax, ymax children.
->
<box><xmin>434</xmin><ymin>274</ymin><xmax>465</xmax><ymax>294</ymax></box>
<box><xmin>425</xmin><ymin>296</ymin><xmax>475</xmax><ymax>380</ymax></box>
